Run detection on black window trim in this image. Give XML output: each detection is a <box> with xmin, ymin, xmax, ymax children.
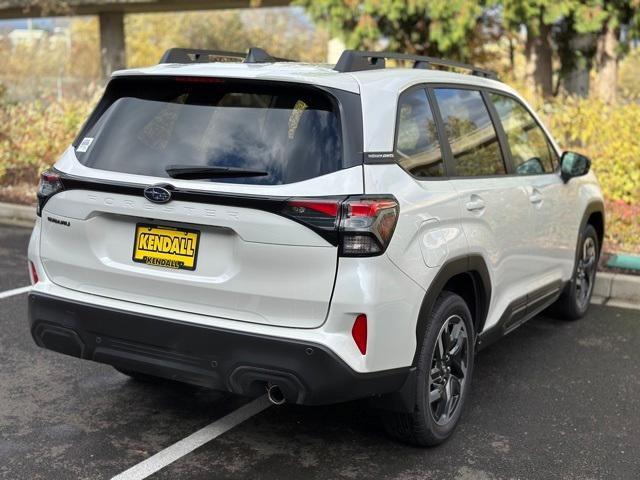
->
<box><xmin>388</xmin><ymin>81</ymin><xmax>563</xmax><ymax>181</ymax></box>
<box><xmin>425</xmin><ymin>87</ymin><xmax>456</xmax><ymax>178</ymax></box>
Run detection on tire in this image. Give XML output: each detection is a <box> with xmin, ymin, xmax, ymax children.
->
<box><xmin>382</xmin><ymin>291</ymin><xmax>475</xmax><ymax>446</ymax></box>
<box><xmin>114</xmin><ymin>367</ymin><xmax>166</xmax><ymax>384</ymax></box>
<box><xmin>550</xmin><ymin>224</ymin><xmax>599</xmax><ymax>320</ymax></box>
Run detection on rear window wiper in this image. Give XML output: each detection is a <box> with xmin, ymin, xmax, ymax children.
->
<box><xmin>165</xmin><ymin>165</ymin><xmax>269</xmax><ymax>180</ymax></box>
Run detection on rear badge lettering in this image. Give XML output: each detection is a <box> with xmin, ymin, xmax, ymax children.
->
<box><xmin>366</xmin><ymin>152</ymin><xmax>396</xmax><ymax>162</ymax></box>
<box><xmin>47</xmin><ymin>216</ymin><xmax>70</xmax><ymax>227</ymax></box>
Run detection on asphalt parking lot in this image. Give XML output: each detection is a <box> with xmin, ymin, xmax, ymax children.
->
<box><xmin>1</xmin><ymin>222</ymin><xmax>639</xmax><ymax>480</ymax></box>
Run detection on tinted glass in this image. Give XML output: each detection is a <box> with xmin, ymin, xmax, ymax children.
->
<box><xmin>434</xmin><ymin>88</ymin><xmax>505</xmax><ymax>176</ymax></box>
<box><xmin>490</xmin><ymin>93</ymin><xmax>556</xmax><ymax>175</ymax></box>
<box><xmin>395</xmin><ymin>88</ymin><xmax>444</xmax><ymax>178</ymax></box>
<box><xmin>75</xmin><ymin>78</ymin><xmax>343</xmax><ymax>185</ymax></box>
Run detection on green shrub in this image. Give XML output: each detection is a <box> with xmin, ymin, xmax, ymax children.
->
<box><xmin>546</xmin><ymin>97</ymin><xmax>640</xmax><ymax>204</ymax></box>
<box><xmin>0</xmin><ymin>98</ymin><xmax>91</xmax><ymax>186</ymax></box>
<box><xmin>605</xmin><ymin>200</ymin><xmax>640</xmax><ymax>254</ymax></box>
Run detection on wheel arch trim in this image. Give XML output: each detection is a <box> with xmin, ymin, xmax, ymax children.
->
<box><xmin>412</xmin><ymin>255</ymin><xmax>491</xmax><ymax>365</ymax></box>
<box><xmin>573</xmin><ymin>200</ymin><xmax>605</xmax><ymax>276</ymax></box>
<box><xmin>580</xmin><ymin>200</ymin><xmax>605</xmax><ymax>253</ymax></box>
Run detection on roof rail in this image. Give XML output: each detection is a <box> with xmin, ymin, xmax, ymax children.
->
<box><xmin>159</xmin><ymin>47</ymin><xmax>294</xmax><ymax>65</ymax></box>
<box><xmin>333</xmin><ymin>50</ymin><xmax>498</xmax><ymax>80</ymax></box>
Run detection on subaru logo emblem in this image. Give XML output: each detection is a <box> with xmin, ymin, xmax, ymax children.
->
<box><xmin>144</xmin><ymin>185</ymin><xmax>172</xmax><ymax>204</ymax></box>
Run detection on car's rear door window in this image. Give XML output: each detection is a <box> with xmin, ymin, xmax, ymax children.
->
<box><xmin>433</xmin><ymin>88</ymin><xmax>505</xmax><ymax>177</ymax></box>
<box><xmin>489</xmin><ymin>93</ymin><xmax>557</xmax><ymax>175</ymax></box>
<box><xmin>74</xmin><ymin>77</ymin><xmax>344</xmax><ymax>185</ymax></box>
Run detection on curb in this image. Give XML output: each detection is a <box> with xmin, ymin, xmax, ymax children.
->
<box><xmin>593</xmin><ymin>272</ymin><xmax>640</xmax><ymax>306</ymax></box>
<box><xmin>0</xmin><ymin>202</ymin><xmax>637</xmax><ymax>307</ymax></box>
<box><xmin>0</xmin><ymin>202</ymin><xmax>36</xmax><ymax>227</ymax></box>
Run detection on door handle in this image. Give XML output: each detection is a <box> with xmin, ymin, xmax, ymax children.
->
<box><xmin>529</xmin><ymin>188</ymin><xmax>543</xmax><ymax>205</ymax></box>
<box><xmin>465</xmin><ymin>196</ymin><xmax>486</xmax><ymax>212</ymax></box>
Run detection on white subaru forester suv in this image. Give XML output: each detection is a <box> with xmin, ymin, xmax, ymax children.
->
<box><xmin>28</xmin><ymin>48</ymin><xmax>604</xmax><ymax>446</ymax></box>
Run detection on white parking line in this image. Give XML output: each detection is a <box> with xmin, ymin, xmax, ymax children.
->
<box><xmin>0</xmin><ymin>285</ymin><xmax>31</xmax><ymax>299</ymax></box>
<box><xmin>111</xmin><ymin>395</ymin><xmax>272</xmax><ymax>480</ymax></box>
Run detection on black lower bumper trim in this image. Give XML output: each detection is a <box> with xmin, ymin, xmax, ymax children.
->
<box><xmin>28</xmin><ymin>292</ymin><xmax>409</xmax><ymax>405</ymax></box>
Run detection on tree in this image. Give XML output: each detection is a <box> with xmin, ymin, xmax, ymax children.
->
<box><xmin>618</xmin><ymin>46</ymin><xmax>640</xmax><ymax>101</ymax></box>
<box><xmin>589</xmin><ymin>1</ymin><xmax>640</xmax><ymax>104</ymax></box>
<box><xmin>553</xmin><ymin>3</ymin><xmax>601</xmax><ymax>97</ymax></box>
<box><xmin>501</xmin><ymin>1</ymin><xmax>574</xmax><ymax>99</ymax></box>
<box><xmin>294</xmin><ymin>0</ymin><xmax>488</xmax><ymax>61</ymax></box>
<box><xmin>554</xmin><ymin>0</ymin><xmax>640</xmax><ymax>103</ymax></box>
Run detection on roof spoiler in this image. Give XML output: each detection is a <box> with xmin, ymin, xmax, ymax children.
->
<box><xmin>333</xmin><ymin>50</ymin><xmax>498</xmax><ymax>79</ymax></box>
<box><xmin>159</xmin><ymin>47</ymin><xmax>294</xmax><ymax>65</ymax></box>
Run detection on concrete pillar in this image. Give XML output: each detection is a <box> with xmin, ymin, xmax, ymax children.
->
<box><xmin>99</xmin><ymin>11</ymin><xmax>126</xmax><ymax>80</ymax></box>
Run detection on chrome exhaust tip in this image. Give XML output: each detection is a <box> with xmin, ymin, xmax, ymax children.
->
<box><xmin>266</xmin><ymin>383</ymin><xmax>286</xmax><ymax>405</ymax></box>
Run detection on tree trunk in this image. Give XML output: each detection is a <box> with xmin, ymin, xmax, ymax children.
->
<box><xmin>525</xmin><ymin>19</ymin><xmax>553</xmax><ymax>99</ymax></box>
<box><xmin>593</xmin><ymin>19</ymin><xmax>619</xmax><ymax>104</ymax></box>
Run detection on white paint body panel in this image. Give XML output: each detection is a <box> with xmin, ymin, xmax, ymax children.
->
<box><xmin>364</xmin><ymin>163</ymin><xmax>468</xmax><ymax>289</ymax></box>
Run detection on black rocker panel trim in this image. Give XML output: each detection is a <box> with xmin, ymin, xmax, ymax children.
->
<box><xmin>476</xmin><ymin>280</ymin><xmax>564</xmax><ymax>350</ymax></box>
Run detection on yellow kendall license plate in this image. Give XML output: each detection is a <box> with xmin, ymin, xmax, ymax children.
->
<box><xmin>132</xmin><ymin>224</ymin><xmax>200</xmax><ymax>271</ymax></box>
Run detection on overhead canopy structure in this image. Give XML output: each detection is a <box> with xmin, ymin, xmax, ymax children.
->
<box><xmin>0</xmin><ymin>0</ymin><xmax>290</xmax><ymax>78</ymax></box>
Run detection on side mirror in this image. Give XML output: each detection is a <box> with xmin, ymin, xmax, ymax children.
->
<box><xmin>560</xmin><ymin>151</ymin><xmax>591</xmax><ymax>182</ymax></box>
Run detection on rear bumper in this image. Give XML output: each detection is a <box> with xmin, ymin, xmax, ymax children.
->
<box><xmin>28</xmin><ymin>292</ymin><xmax>409</xmax><ymax>405</ymax></box>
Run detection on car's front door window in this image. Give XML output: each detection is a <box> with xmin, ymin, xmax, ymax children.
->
<box><xmin>489</xmin><ymin>93</ymin><xmax>557</xmax><ymax>174</ymax></box>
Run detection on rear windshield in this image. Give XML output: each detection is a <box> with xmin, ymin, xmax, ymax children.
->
<box><xmin>74</xmin><ymin>77</ymin><xmax>344</xmax><ymax>185</ymax></box>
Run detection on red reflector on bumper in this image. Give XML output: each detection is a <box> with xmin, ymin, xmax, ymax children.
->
<box><xmin>352</xmin><ymin>314</ymin><xmax>367</xmax><ymax>355</ymax></box>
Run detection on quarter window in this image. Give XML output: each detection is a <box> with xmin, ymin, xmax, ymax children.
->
<box><xmin>434</xmin><ymin>88</ymin><xmax>505</xmax><ymax>177</ymax></box>
<box><xmin>395</xmin><ymin>88</ymin><xmax>444</xmax><ymax>178</ymax></box>
<box><xmin>489</xmin><ymin>93</ymin><xmax>557</xmax><ymax>175</ymax></box>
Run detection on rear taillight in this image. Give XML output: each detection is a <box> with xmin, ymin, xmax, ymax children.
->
<box><xmin>36</xmin><ymin>170</ymin><xmax>64</xmax><ymax>216</ymax></box>
<box><xmin>340</xmin><ymin>196</ymin><xmax>399</xmax><ymax>256</ymax></box>
<box><xmin>283</xmin><ymin>195</ymin><xmax>399</xmax><ymax>257</ymax></box>
<box><xmin>283</xmin><ymin>199</ymin><xmax>341</xmax><ymax>230</ymax></box>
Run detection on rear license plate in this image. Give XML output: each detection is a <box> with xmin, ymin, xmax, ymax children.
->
<box><xmin>132</xmin><ymin>224</ymin><xmax>200</xmax><ymax>271</ymax></box>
